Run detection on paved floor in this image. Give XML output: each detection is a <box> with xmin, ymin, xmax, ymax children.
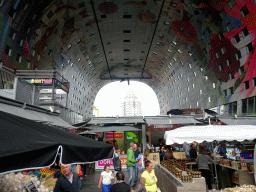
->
<box><xmin>81</xmin><ymin>170</ymin><xmax>139</xmax><ymax>192</ymax></box>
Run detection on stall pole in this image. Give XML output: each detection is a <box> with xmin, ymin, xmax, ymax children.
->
<box><xmin>212</xmin><ymin>142</ymin><xmax>219</xmax><ymax>189</ymax></box>
<box><xmin>142</xmin><ymin>124</ymin><xmax>146</xmax><ymax>157</ymax></box>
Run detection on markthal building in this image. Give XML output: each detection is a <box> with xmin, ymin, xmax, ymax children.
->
<box><xmin>0</xmin><ymin>0</ymin><xmax>255</xmax><ymax>122</ymax></box>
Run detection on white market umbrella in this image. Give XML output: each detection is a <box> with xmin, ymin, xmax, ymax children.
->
<box><xmin>165</xmin><ymin>125</ymin><xmax>256</xmax><ymax>145</ymax></box>
<box><xmin>164</xmin><ymin>124</ymin><xmax>256</xmax><ymax>189</ymax></box>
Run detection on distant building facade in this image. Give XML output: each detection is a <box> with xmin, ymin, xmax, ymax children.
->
<box><xmin>122</xmin><ymin>90</ymin><xmax>142</xmax><ymax>116</ymax></box>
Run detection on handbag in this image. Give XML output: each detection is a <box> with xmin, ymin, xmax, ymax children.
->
<box><xmin>78</xmin><ymin>165</ymin><xmax>83</xmax><ymax>177</ymax></box>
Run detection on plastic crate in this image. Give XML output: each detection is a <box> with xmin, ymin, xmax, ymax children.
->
<box><xmin>240</xmin><ymin>153</ymin><xmax>254</xmax><ymax>159</ymax></box>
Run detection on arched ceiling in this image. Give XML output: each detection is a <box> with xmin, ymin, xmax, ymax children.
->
<box><xmin>1</xmin><ymin>0</ymin><xmax>256</xmax><ymax>118</ymax></box>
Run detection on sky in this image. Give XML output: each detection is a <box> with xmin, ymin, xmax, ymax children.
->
<box><xmin>93</xmin><ymin>81</ymin><xmax>160</xmax><ymax>117</ymax></box>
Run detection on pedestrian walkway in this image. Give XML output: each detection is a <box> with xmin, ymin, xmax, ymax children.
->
<box><xmin>81</xmin><ymin>170</ymin><xmax>140</xmax><ymax>192</ymax></box>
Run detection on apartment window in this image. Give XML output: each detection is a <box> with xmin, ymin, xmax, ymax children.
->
<box><xmin>208</xmin><ymin>43</ymin><xmax>213</xmax><ymax>50</ymax></box>
<box><xmin>242</xmin><ymin>27</ymin><xmax>249</xmax><ymax>37</ymax></box>
<box><xmin>246</xmin><ymin>42</ymin><xmax>253</xmax><ymax>53</ymax></box>
<box><xmin>47</xmin><ymin>11</ymin><xmax>54</xmax><ymax>19</ymax></box>
<box><xmin>223</xmin><ymin>89</ymin><xmax>227</xmax><ymax>96</ymax></box>
<box><xmin>31</xmin><ymin>48</ymin><xmax>36</xmax><ymax>56</ymax></box>
<box><xmin>216</xmin><ymin>51</ymin><xmax>221</xmax><ymax>59</ymax></box>
<box><xmin>228</xmin><ymin>0</ymin><xmax>236</xmax><ymax>8</ymax></box>
<box><xmin>36</xmin><ymin>53</ymin><xmax>40</xmax><ymax>61</ymax></box>
<box><xmin>27</xmin><ymin>61</ymin><xmax>30</xmax><ymax>69</ymax></box>
<box><xmin>219</xmin><ymin>63</ymin><xmax>223</xmax><ymax>71</ymax></box>
<box><xmin>239</xmin><ymin>66</ymin><xmax>244</xmax><ymax>75</ymax></box>
<box><xmin>0</xmin><ymin>0</ymin><xmax>4</xmax><ymax>6</ymax></box>
<box><xmin>241</xmin><ymin>5</ymin><xmax>249</xmax><ymax>17</ymax></box>
<box><xmin>226</xmin><ymin>22</ymin><xmax>233</xmax><ymax>32</ymax></box>
<box><xmin>253</xmin><ymin>77</ymin><xmax>256</xmax><ymax>87</ymax></box>
<box><xmin>221</xmin><ymin>47</ymin><xmax>227</xmax><ymax>54</ymax></box>
<box><xmin>243</xmin><ymin>81</ymin><xmax>249</xmax><ymax>90</ymax></box>
<box><xmin>16</xmin><ymin>54</ymin><xmax>22</xmax><ymax>63</ymax></box>
<box><xmin>229</xmin><ymin>87</ymin><xmax>234</xmax><ymax>95</ymax></box>
<box><xmin>220</xmin><ymin>10</ymin><xmax>227</xmax><ymax>19</ymax></box>
<box><xmin>219</xmin><ymin>33</ymin><xmax>224</xmax><ymax>40</ymax></box>
<box><xmin>235</xmin><ymin>50</ymin><xmax>242</xmax><ymax>60</ymax></box>
<box><xmin>234</xmin><ymin>34</ymin><xmax>240</xmax><ymax>43</ymax></box>
<box><xmin>226</xmin><ymin>58</ymin><xmax>231</xmax><ymax>66</ymax></box>
<box><xmin>123</xmin><ymin>30</ymin><xmax>131</xmax><ymax>33</ymax></box>
<box><xmin>229</xmin><ymin>72</ymin><xmax>235</xmax><ymax>79</ymax></box>
<box><xmin>164</xmin><ymin>21</ymin><xmax>170</xmax><ymax>25</ymax></box>
<box><xmin>5</xmin><ymin>45</ymin><xmax>12</xmax><ymax>56</ymax></box>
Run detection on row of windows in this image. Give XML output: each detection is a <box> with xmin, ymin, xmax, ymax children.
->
<box><xmin>223</xmin><ymin>78</ymin><xmax>256</xmax><ymax>96</ymax></box>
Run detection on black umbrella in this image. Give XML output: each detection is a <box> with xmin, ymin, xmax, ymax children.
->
<box><xmin>0</xmin><ymin>111</ymin><xmax>114</xmax><ymax>174</ymax></box>
<box><xmin>167</xmin><ymin>109</ymin><xmax>183</xmax><ymax>115</ymax></box>
<box><xmin>204</xmin><ymin>109</ymin><xmax>219</xmax><ymax>116</ymax></box>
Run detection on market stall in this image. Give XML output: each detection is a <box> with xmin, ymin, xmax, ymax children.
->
<box><xmin>89</xmin><ymin>125</ymin><xmax>143</xmax><ymax>169</ymax></box>
<box><xmin>164</xmin><ymin>124</ymin><xmax>256</xmax><ymax>190</ymax></box>
<box><xmin>0</xmin><ymin>111</ymin><xmax>115</xmax><ymax>191</ymax></box>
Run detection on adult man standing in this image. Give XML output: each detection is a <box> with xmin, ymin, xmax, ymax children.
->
<box><xmin>127</xmin><ymin>142</ymin><xmax>136</xmax><ymax>186</ymax></box>
<box><xmin>134</xmin><ymin>143</ymin><xmax>140</xmax><ymax>183</ymax></box>
<box><xmin>54</xmin><ymin>164</ymin><xmax>81</xmax><ymax>192</ymax></box>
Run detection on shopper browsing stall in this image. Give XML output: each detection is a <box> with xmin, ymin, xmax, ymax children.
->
<box><xmin>189</xmin><ymin>144</ymin><xmax>197</xmax><ymax>159</ymax></box>
<box><xmin>141</xmin><ymin>160</ymin><xmax>158</xmax><ymax>192</ymax></box>
<box><xmin>196</xmin><ymin>146</ymin><xmax>216</xmax><ymax>190</ymax></box>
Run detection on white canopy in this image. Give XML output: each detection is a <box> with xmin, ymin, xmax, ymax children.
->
<box><xmin>164</xmin><ymin>125</ymin><xmax>256</xmax><ymax>145</ymax></box>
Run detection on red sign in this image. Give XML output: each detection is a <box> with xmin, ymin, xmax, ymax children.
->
<box><xmin>105</xmin><ymin>132</ymin><xmax>123</xmax><ymax>139</ymax></box>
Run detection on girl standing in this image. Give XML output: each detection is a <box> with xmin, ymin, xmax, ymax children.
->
<box><xmin>98</xmin><ymin>165</ymin><xmax>114</xmax><ymax>192</ymax></box>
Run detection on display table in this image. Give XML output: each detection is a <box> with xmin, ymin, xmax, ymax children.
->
<box><xmin>219</xmin><ymin>164</ymin><xmax>255</xmax><ymax>185</ymax></box>
<box><xmin>155</xmin><ymin>164</ymin><xmax>206</xmax><ymax>192</ymax></box>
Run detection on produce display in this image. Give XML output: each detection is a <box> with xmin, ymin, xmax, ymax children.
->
<box><xmin>0</xmin><ymin>172</ymin><xmax>49</xmax><ymax>192</ymax></box>
<box><xmin>222</xmin><ymin>185</ymin><xmax>256</xmax><ymax>191</ymax></box>
<box><xmin>219</xmin><ymin>159</ymin><xmax>253</xmax><ymax>171</ymax></box>
<box><xmin>0</xmin><ymin>168</ymin><xmax>57</xmax><ymax>192</ymax></box>
<box><xmin>161</xmin><ymin>159</ymin><xmax>201</xmax><ymax>183</ymax></box>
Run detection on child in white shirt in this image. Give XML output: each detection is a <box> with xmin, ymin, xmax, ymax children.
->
<box><xmin>98</xmin><ymin>165</ymin><xmax>114</xmax><ymax>192</ymax></box>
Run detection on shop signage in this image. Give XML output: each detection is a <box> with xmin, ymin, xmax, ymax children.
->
<box><xmin>105</xmin><ymin>132</ymin><xmax>123</xmax><ymax>139</ymax></box>
<box><xmin>25</xmin><ymin>79</ymin><xmax>52</xmax><ymax>84</ymax></box>
<box><xmin>56</xmin><ymin>80</ymin><xmax>69</xmax><ymax>93</ymax></box>
<box><xmin>95</xmin><ymin>155</ymin><xmax>128</xmax><ymax>169</ymax></box>
<box><xmin>153</xmin><ymin>124</ymin><xmax>173</xmax><ymax>128</ymax></box>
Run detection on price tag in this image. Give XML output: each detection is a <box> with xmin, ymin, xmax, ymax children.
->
<box><xmin>25</xmin><ymin>181</ymin><xmax>38</xmax><ymax>192</ymax></box>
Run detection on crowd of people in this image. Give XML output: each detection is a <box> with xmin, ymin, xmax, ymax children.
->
<box><xmin>53</xmin><ymin>138</ymin><xmax>243</xmax><ymax>192</ymax></box>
